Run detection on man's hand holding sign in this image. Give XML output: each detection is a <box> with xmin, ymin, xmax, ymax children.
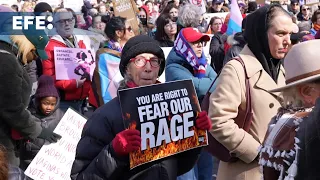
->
<box><xmin>118</xmin><ymin>79</ymin><xmax>210</xmax><ymax>169</ymax></box>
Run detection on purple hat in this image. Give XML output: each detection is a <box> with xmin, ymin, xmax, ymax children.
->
<box><xmin>35</xmin><ymin>75</ymin><xmax>59</xmax><ymax>99</ymax></box>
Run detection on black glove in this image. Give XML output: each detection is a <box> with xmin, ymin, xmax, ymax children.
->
<box><xmin>38</xmin><ymin>128</ymin><xmax>62</xmax><ymax>143</ymax></box>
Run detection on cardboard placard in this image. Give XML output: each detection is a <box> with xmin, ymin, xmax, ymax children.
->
<box><xmin>112</xmin><ymin>0</ymin><xmax>140</xmax><ymax>35</ymax></box>
<box><xmin>25</xmin><ymin>108</ymin><xmax>87</xmax><ymax>180</ymax></box>
<box><xmin>118</xmin><ymin>80</ymin><xmax>208</xmax><ymax>169</ymax></box>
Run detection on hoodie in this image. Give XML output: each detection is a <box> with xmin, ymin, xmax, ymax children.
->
<box><xmin>20</xmin><ymin>97</ymin><xmax>64</xmax><ymax>170</ymax></box>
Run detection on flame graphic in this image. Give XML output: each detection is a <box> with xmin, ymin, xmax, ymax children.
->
<box><xmin>129</xmin><ymin>125</ymin><xmax>207</xmax><ymax>169</ymax></box>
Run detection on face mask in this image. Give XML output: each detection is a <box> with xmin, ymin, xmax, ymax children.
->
<box><xmin>140</xmin><ymin>18</ymin><xmax>147</xmax><ymax>25</ymax></box>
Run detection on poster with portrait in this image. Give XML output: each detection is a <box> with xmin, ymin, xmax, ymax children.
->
<box><xmin>54</xmin><ymin>47</ymin><xmax>96</xmax><ymax>81</ymax></box>
<box><xmin>118</xmin><ymin>80</ymin><xmax>208</xmax><ymax>169</ymax></box>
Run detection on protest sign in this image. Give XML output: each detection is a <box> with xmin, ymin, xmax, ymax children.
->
<box><xmin>64</xmin><ymin>0</ymin><xmax>83</xmax><ymax>12</ymax></box>
<box><xmin>305</xmin><ymin>0</ymin><xmax>319</xmax><ymax>5</ymax></box>
<box><xmin>118</xmin><ymin>79</ymin><xmax>208</xmax><ymax>169</ymax></box>
<box><xmin>25</xmin><ymin>108</ymin><xmax>87</xmax><ymax>180</ymax></box>
<box><xmin>54</xmin><ymin>47</ymin><xmax>96</xmax><ymax>81</ymax></box>
<box><xmin>112</xmin><ymin>0</ymin><xmax>140</xmax><ymax>35</ymax></box>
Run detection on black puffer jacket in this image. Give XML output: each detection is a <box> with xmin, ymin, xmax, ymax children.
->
<box><xmin>209</xmin><ymin>32</ymin><xmax>226</xmax><ymax>73</ymax></box>
<box><xmin>0</xmin><ymin>41</ymin><xmax>42</xmax><ymax>166</ymax></box>
<box><xmin>71</xmin><ymin>96</ymin><xmax>201</xmax><ymax>180</ymax></box>
<box><xmin>20</xmin><ymin>98</ymin><xmax>64</xmax><ymax>170</ymax></box>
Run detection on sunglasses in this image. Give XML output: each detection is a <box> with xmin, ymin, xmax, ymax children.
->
<box><xmin>126</xmin><ymin>26</ymin><xmax>133</xmax><ymax>32</ymax></box>
<box><xmin>191</xmin><ymin>41</ymin><xmax>206</xmax><ymax>47</ymax></box>
<box><xmin>129</xmin><ymin>57</ymin><xmax>162</xmax><ymax>68</ymax></box>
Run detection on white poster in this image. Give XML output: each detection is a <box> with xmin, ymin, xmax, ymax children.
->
<box><xmin>64</xmin><ymin>0</ymin><xmax>83</xmax><ymax>12</ymax></box>
<box><xmin>54</xmin><ymin>47</ymin><xmax>96</xmax><ymax>81</ymax></box>
<box><xmin>25</xmin><ymin>108</ymin><xmax>87</xmax><ymax>180</ymax></box>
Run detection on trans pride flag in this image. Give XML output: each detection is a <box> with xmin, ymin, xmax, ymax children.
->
<box><xmin>226</xmin><ymin>0</ymin><xmax>243</xmax><ymax>35</ymax></box>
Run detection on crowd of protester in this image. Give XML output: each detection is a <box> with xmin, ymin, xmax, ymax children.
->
<box><xmin>0</xmin><ymin>0</ymin><xmax>320</xmax><ymax>179</ymax></box>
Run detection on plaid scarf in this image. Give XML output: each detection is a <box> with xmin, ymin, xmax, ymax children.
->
<box><xmin>259</xmin><ymin>107</ymin><xmax>313</xmax><ymax>180</ymax></box>
<box><xmin>173</xmin><ymin>31</ymin><xmax>207</xmax><ymax>78</ymax></box>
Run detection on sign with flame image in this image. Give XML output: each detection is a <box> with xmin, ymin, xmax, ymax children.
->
<box><xmin>118</xmin><ymin>79</ymin><xmax>208</xmax><ymax>169</ymax></box>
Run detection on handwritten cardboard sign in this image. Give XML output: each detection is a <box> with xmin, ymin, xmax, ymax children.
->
<box><xmin>118</xmin><ymin>80</ymin><xmax>208</xmax><ymax>169</ymax></box>
<box><xmin>112</xmin><ymin>0</ymin><xmax>139</xmax><ymax>35</ymax></box>
<box><xmin>25</xmin><ymin>108</ymin><xmax>87</xmax><ymax>180</ymax></box>
<box><xmin>54</xmin><ymin>47</ymin><xmax>96</xmax><ymax>81</ymax></box>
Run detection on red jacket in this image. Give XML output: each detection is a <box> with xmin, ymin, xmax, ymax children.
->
<box><xmin>43</xmin><ymin>35</ymin><xmax>91</xmax><ymax>101</ymax></box>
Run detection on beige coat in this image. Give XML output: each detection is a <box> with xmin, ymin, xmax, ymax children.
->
<box><xmin>208</xmin><ymin>46</ymin><xmax>286</xmax><ymax>180</ymax></box>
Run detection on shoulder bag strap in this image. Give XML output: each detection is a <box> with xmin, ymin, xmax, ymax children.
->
<box><xmin>233</xmin><ymin>56</ymin><xmax>253</xmax><ymax>132</ymax></box>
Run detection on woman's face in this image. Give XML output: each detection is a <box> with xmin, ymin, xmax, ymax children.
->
<box><xmin>164</xmin><ymin>20</ymin><xmax>177</xmax><ymax>37</ymax></box>
<box><xmin>211</xmin><ymin>18</ymin><xmax>223</xmax><ymax>33</ymax></box>
<box><xmin>297</xmin><ymin>83</ymin><xmax>320</xmax><ymax>107</ymax></box>
<box><xmin>267</xmin><ymin>15</ymin><xmax>293</xmax><ymax>59</ymax></box>
<box><xmin>169</xmin><ymin>8</ymin><xmax>178</xmax><ymax>18</ymax></box>
<box><xmin>126</xmin><ymin>53</ymin><xmax>161</xmax><ymax>86</ymax></box>
<box><xmin>301</xmin><ymin>6</ymin><xmax>310</xmax><ymax>16</ymax></box>
<box><xmin>122</xmin><ymin>22</ymin><xmax>135</xmax><ymax>41</ymax></box>
<box><xmin>189</xmin><ymin>40</ymin><xmax>204</xmax><ymax>58</ymax></box>
<box><xmin>99</xmin><ymin>5</ymin><xmax>106</xmax><ymax>13</ymax></box>
<box><xmin>316</xmin><ymin>14</ymin><xmax>320</xmax><ymax>25</ymax></box>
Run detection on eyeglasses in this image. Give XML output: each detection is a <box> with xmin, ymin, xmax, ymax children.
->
<box><xmin>56</xmin><ymin>17</ymin><xmax>75</xmax><ymax>25</ymax></box>
<box><xmin>129</xmin><ymin>57</ymin><xmax>162</xmax><ymax>68</ymax></box>
<box><xmin>164</xmin><ymin>22</ymin><xmax>177</xmax><ymax>28</ymax></box>
<box><xmin>126</xmin><ymin>26</ymin><xmax>133</xmax><ymax>32</ymax></box>
<box><xmin>302</xmin><ymin>8</ymin><xmax>310</xmax><ymax>11</ymax></box>
<box><xmin>191</xmin><ymin>41</ymin><xmax>206</xmax><ymax>47</ymax></box>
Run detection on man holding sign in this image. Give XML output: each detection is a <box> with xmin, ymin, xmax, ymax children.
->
<box><xmin>43</xmin><ymin>9</ymin><xmax>92</xmax><ymax>114</ymax></box>
<box><xmin>71</xmin><ymin>35</ymin><xmax>211</xmax><ymax>180</ymax></box>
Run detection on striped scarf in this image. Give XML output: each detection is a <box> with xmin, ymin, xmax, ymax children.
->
<box><xmin>173</xmin><ymin>31</ymin><xmax>207</xmax><ymax>78</ymax></box>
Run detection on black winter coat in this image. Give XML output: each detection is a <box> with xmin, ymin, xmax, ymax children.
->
<box><xmin>209</xmin><ymin>32</ymin><xmax>225</xmax><ymax>73</ymax></box>
<box><xmin>296</xmin><ymin>98</ymin><xmax>320</xmax><ymax>179</ymax></box>
<box><xmin>0</xmin><ymin>42</ymin><xmax>42</xmax><ymax>166</ymax></box>
<box><xmin>20</xmin><ymin>98</ymin><xmax>64</xmax><ymax>170</ymax></box>
<box><xmin>71</xmin><ymin>96</ymin><xmax>201</xmax><ymax>180</ymax></box>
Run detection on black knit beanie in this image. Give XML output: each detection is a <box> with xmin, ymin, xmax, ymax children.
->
<box><xmin>35</xmin><ymin>75</ymin><xmax>59</xmax><ymax>100</ymax></box>
<box><xmin>120</xmin><ymin>35</ymin><xmax>165</xmax><ymax>77</ymax></box>
<box><xmin>34</xmin><ymin>2</ymin><xmax>52</xmax><ymax>13</ymax></box>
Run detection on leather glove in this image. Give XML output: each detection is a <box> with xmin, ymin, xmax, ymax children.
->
<box><xmin>38</xmin><ymin>128</ymin><xmax>62</xmax><ymax>143</ymax></box>
<box><xmin>195</xmin><ymin>111</ymin><xmax>212</xmax><ymax>131</ymax></box>
<box><xmin>112</xmin><ymin>129</ymin><xmax>141</xmax><ymax>156</ymax></box>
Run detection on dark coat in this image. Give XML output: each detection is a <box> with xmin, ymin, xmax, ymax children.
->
<box><xmin>296</xmin><ymin>98</ymin><xmax>320</xmax><ymax>179</ymax></box>
<box><xmin>25</xmin><ymin>60</ymin><xmax>38</xmax><ymax>83</ymax></box>
<box><xmin>20</xmin><ymin>98</ymin><xmax>64</xmax><ymax>170</ymax></box>
<box><xmin>223</xmin><ymin>33</ymin><xmax>246</xmax><ymax>66</ymax></box>
<box><xmin>71</xmin><ymin>96</ymin><xmax>200</xmax><ymax>180</ymax></box>
<box><xmin>0</xmin><ymin>41</ymin><xmax>42</xmax><ymax>166</ymax></box>
<box><xmin>209</xmin><ymin>32</ymin><xmax>225</xmax><ymax>73</ymax></box>
<box><xmin>8</xmin><ymin>165</ymin><xmax>27</xmax><ymax>180</ymax></box>
<box><xmin>156</xmin><ymin>39</ymin><xmax>174</xmax><ymax>47</ymax></box>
